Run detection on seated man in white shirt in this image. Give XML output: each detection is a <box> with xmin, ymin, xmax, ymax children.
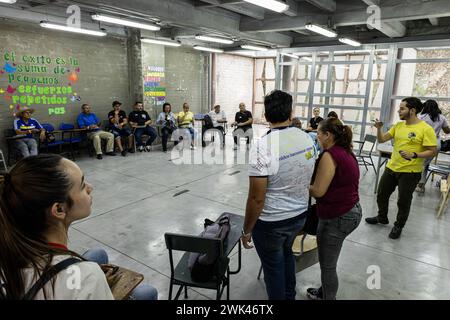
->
<box><xmin>208</xmin><ymin>104</ymin><xmax>227</xmax><ymax>146</ymax></box>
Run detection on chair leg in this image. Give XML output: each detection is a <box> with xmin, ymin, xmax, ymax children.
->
<box><xmin>168</xmin><ymin>281</ymin><xmax>173</xmax><ymax>300</ymax></box>
<box><xmin>184</xmin><ymin>286</ymin><xmax>188</xmax><ymax>299</ymax></box>
<box><xmin>174</xmin><ymin>285</ymin><xmax>184</xmax><ymax>300</ymax></box>
<box><xmin>257</xmin><ymin>264</ymin><xmax>263</xmax><ymax>280</ymax></box>
<box><xmin>226</xmin><ymin>268</ymin><xmax>230</xmax><ymax>300</ymax></box>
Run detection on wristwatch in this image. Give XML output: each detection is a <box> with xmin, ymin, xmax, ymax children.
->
<box><xmin>412</xmin><ymin>152</ymin><xmax>418</xmax><ymax>159</ymax></box>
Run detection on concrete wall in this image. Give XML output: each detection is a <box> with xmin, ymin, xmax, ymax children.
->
<box><xmin>165</xmin><ymin>47</ymin><xmax>208</xmax><ymax>115</ymax></box>
<box><xmin>0</xmin><ymin>20</ymin><xmax>130</xmax><ymax>153</ymax></box>
<box><xmin>213</xmin><ymin>53</ymin><xmax>254</xmax><ymax>124</ymax></box>
<box><xmin>139</xmin><ymin>44</ymin><xmax>208</xmax><ymax>120</ymax></box>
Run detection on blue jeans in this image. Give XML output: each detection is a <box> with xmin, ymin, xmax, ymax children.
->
<box><xmin>14</xmin><ymin>138</ymin><xmax>38</xmax><ymax>158</ymax></box>
<box><xmin>134</xmin><ymin>127</ymin><xmax>157</xmax><ymax>147</ymax></box>
<box><xmin>252</xmin><ymin>213</ymin><xmax>306</xmax><ymax>300</ymax></box>
<box><xmin>317</xmin><ymin>203</ymin><xmax>362</xmax><ymax>300</ymax></box>
<box><xmin>82</xmin><ymin>248</ymin><xmax>158</xmax><ymax>300</ymax></box>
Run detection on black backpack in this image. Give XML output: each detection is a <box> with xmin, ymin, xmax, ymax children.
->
<box><xmin>441</xmin><ymin>139</ymin><xmax>450</xmax><ymax>152</ymax></box>
<box><xmin>203</xmin><ymin>114</ymin><xmax>214</xmax><ymax>130</ymax></box>
<box><xmin>188</xmin><ymin>215</ymin><xmax>230</xmax><ymax>282</ymax></box>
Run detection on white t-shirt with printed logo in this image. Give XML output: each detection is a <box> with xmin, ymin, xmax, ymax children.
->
<box><xmin>20</xmin><ymin>255</ymin><xmax>114</xmax><ymax>300</ymax></box>
<box><xmin>248</xmin><ymin>127</ymin><xmax>317</xmax><ymax>222</ymax></box>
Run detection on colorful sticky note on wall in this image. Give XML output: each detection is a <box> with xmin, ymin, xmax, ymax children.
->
<box><xmin>68</xmin><ymin>72</ymin><xmax>78</xmax><ymax>83</ymax></box>
<box><xmin>75</xmin><ymin>67</ymin><xmax>80</xmax><ymax>73</ymax></box>
<box><xmin>9</xmin><ymin>105</ymin><xmax>13</xmax><ymax>110</ymax></box>
<box><xmin>3</xmin><ymin>62</ymin><xmax>17</xmax><ymax>74</ymax></box>
<box><xmin>6</xmin><ymin>85</ymin><xmax>16</xmax><ymax>94</ymax></box>
<box><xmin>0</xmin><ymin>88</ymin><xmax>5</xmax><ymax>94</ymax></box>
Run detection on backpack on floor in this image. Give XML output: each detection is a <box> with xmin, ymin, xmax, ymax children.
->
<box><xmin>188</xmin><ymin>215</ymin><xmax>230</xmax><ymax>282</ymax></box>
<box><xmin>203</xmin><ymin>114</ymin><xmax>214</xmax><ymax>130</ymax></box>
<box><xmin>441</xmin><ymin>139</ymin><xmax>450</xmax><ymax>152</ymax></box>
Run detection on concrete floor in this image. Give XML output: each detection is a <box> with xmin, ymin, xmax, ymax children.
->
<box><xmin>67</xmin><ymin>127</ymin><xmax>450</xmax><ymax>300</ymax></box>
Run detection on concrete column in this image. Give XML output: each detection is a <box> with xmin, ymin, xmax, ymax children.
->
<box><xmin>127</xmin><ymin>29</ymin><xmax>143</xmax><ymax>104</ymax></box>
<box><xmin>282</xmin><ymin>57</ymin><xmax>293</xmax><ymax>92</ymax></box>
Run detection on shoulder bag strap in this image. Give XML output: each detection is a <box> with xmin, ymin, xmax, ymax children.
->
<box><xmin>22</xmin><ymin>257</ymin><xmax>82</xmax><ymax>300</ymax></box>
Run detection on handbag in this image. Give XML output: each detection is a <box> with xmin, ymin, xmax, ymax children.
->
<box><xmin>302</xmin><ymin>152</ymin><xmax>321</xmax><ymax>236</ymax></box>
<box><xmin>100</xmin><ymin>264</ymin><xmax>144</xmax><ymax>300</ymax></box>
<box><xmin>302</xmin><ymin>200</ymin><xmax>318</xmax><ymax>235</ymax></box>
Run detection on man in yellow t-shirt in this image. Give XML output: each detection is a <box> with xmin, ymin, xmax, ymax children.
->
<box><xmin>177</xmin><ymin>102</ymin><xmax>196</xmax><ymax>149</ymax></box>
<box><xmin>365</xmin><ymin>97</ymin><xmax>437</xmax><ymax>239</ymax></box>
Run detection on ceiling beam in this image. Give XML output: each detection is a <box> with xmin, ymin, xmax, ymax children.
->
<box><xmin>305</xmin><ymin>0</ymin><xmax>336</xmax><ymax>12</ymax></box>
<box><xmin>194</xmin><ymin>0</ymin><xmax>264</xmax><ymax>20</ymax></box>
<box><xmin>61</xmin><ymin>0</ymin><xmax>291</xmax><ymax>46</ymax></box>
<box><xmin>194</xmin><ymin>0</ymin><xmax>244</xmax><ymax>6</ymax></box>
<box><xmin>375</xmin><ymin>21</ymin><xmax>406</xmax><ymax>38</ymax></box>
<box><xmin>429</xmin><ymin>18</ymin><xmax>440</xmax><ymax>26</ymax></box>
<box><xmin>283</xmin><ymin>0</ymin><xmax>299</xmax><ymax>17</ymax></box>
<box><xmin>240</xmin><ymin>0</ymin><xmax>450</xmax><ymax>32</ymax></box>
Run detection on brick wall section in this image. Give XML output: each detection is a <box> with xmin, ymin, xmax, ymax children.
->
<box><xmin>213</xmin><ymin>54</ymin><xmax>254</xmax><ymax>124</ymax></box>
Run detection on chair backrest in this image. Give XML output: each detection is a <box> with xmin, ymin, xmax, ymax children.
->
<box><xmin>194</xmin><ymin>113</ymin><xmax>205</xmax><ymax>121</ymax></box>
<box><xmin>101</xmin><ymin>119</ymin><xmax>110</xmax><ymax>130</ymax></box>
<box><xmin>41</xmin><ymin>123</ymin><xmax>55</xmax><ymax>132</ymax></box>
<box><xmin>165</xmin><ymin>233</ymin><xmax>223</xmax><ymax>256</ymax></box>
<box><xmin>365</xmin><ymin>134</ymin><xmax>377</xmax><ymax>144</ymax></box>
<box><xmin>4</xmin><ymin>129</ymin><xmax>15</xmax><ymax>137</ymax></box>
<box><xmin>363</xmin><ymin>134</ymin><xmax>377</xmax><ymax>153</ymax></box>
<box><xmin>60</xmin><ymin>123</ymin><xmax>75</xmax><ymax>130</ymax></box>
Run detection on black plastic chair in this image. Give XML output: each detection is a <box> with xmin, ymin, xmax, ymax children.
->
<box><xmin>164</xmin><ymin>233</ymin><xmax>230</xmax><ymax>300</ymax></box>
<box><xmin>354</xmin><ymin>134</ymin><xmax>377</xmax><ymax>174</ymax></box>
<box><xmin>4</xmin><ymin>128</ymin><xmax>20</xmax><ymax>166</ymax></box>
<box><xmin>40</xmin><ymin>124</ymin><xmax>66</xmax><ymax>152</ymax></box>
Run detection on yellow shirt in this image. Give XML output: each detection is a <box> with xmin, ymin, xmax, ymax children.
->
<box><xmin>386</xmin><ymin>121</ymin><xmax>437</xmax><ymax>173</ymax></box>
<box><xmin>178</xmin><ymin>111</ymin><xmax>194</xmax><ymax>127</ymax></box>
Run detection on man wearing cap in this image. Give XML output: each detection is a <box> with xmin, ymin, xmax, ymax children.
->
<box><xmin>77</xmin><ymin>104</ymin><xmax>116</xmax><ymax>160</ymax></box>
<box><xmin>107</xmin><ymin>101</ymin><xmax>134</xmax><ymax>156</ymax></box>
<box><xmin>13</xmin><ymin>106</ymin><xmax>46</xmax><ymax>159</ymax></box>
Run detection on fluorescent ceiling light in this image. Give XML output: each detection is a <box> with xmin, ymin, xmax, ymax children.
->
<box><xmin>305</xmin><ymin>24</ymin><xmax>337</xmax><ymax>38</ymax></box>
<box><xmin>195</xmin><ymin>35</ymin><xmax>234</xmax><ymax>44</ymax></box>
<box><xmin>241</xmin><ymin>44</ymin><xmax>268</xmax><ymax>52</ymax></box>
<box><xmin>141</xmin><ymin>38</ymin><xmax>181</xmax><ymax>47</ymax></box>
<box><xmin>0</xmin><ymin>0</ymin><xmax>17</xmax><ymax>3</ymax></box>
<box><xmin>339</xmin><ymin>38</ymin><xmax>362</xmax><ymax>47</ymax></box>
<box><xmin>243</xmin><ymin>0</ymin><xmax>289</xmax><ymax>13</ymax></box>
<box><xmin>91</xmin><ymin>14</ymin><xmax>160</xmax><ymax>31</ymax></box>
<box><xmin>40</xmin><ymin>22</ymin><xmax>106</xmax><ymax>36</ymax></box>
<box><xmin>193</xmin><ymin>46</ymin><xmax>224</xmax><ymax>53</ymax></box>
<box><xmin>282</xmin><ymin>53</ymin><xmax>299</xmax><ymax>59</ymax></box>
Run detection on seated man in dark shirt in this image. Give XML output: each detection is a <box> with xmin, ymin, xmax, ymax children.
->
<box><xmin>107</xmin><ymin>101</ymin><xmax>134</xmax><ymax>156</ymax></box>
<box><xmin>128</xmin><ymin>101</ymin><xmax>157</xmax><ymax>152</ymax></box>
<box><xmin>232</xmin><ymin>102</ymin><xmax>253</xmax><ymax>150</ymax></box>
<box><xmin>307</xmin><ymin>107</ymin><xmax>323</xmax><ymax>131</ymax></box>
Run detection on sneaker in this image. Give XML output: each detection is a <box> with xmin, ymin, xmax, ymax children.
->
<box><xmin>233</xmin><ymin>146</ymin><xmax>238</xmax><ymax>150</ymax></box>
<box><xmin>138</xmin><ymin>146</ymin><xmax>144</xmax><ymax>152</ymax></box>
<box><xmin>145</xmin><ymin>145</ymin><xmax>152</xmax><ymax>152</ymax></box>
<box><xmin>415</xmin><ymin>184</ymin><xmax>425</xmax><ymax>193</ymax></box>
<box><xmin>365</xmin><ymin>216</ymin><xmax>389</xmax><ymax>225</ymax></box>
<box><xmin>306</xmin><ymin>287</ymin><xmax>323</xmax><ymax>300</ymax></box>
<box><xmin>96</xmin><ymin>154</ymin><xmax>103</xmax><ymax>160</ymax></box>
<box><xmin>128</xmin><ymin>148</ymin><xmax>135</xmax><ymax>154</ymax></box>
<box><xmin>105</xmin><ymin>152</ymin><xmax>116</xmax><ymax>156</ymax></box>
<box><xmin>190</xmin><ymin>145</ymin><xmax>196</xmax><ymax>150</ymax></box>
<box><xmin>121</xmin><ymin>150</ymin><xmax>127</xmax><ymax>157</ymax></box>
<box><xmin>389</xmin><ymin>226</ymin><xmax>403</xmax><ymax>239</ymax></box>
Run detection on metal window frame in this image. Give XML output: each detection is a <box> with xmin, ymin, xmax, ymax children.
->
<box><xmin>274</xmin><ymin>40</ymin><xmax>450</xmax><ymax>136</ymax></box>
